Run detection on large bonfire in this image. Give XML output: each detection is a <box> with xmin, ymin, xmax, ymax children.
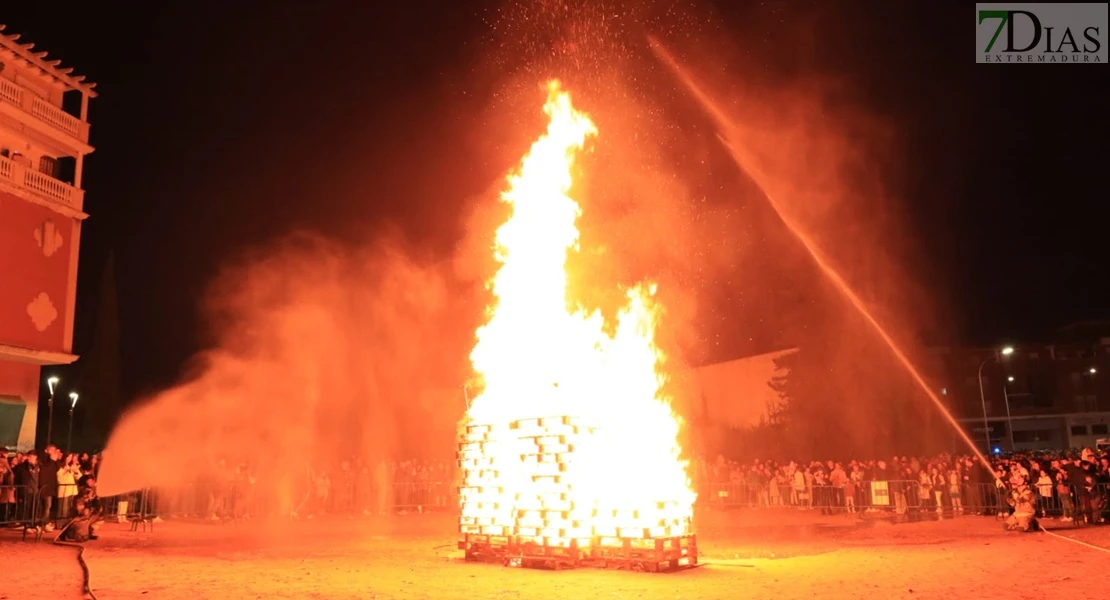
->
<box><xmin>457</xmin><ymin>81</ymin><xmax>696</xmax><ymax>560</ymax></box>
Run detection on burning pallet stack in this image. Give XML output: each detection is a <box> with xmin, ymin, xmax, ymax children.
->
<box><xmin>457</xmin><ymin>416</ymin><xmax>697</xmax><ymax>571</ymax></box>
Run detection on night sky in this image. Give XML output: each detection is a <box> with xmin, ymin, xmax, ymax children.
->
<box><xmin>4</xmin><ymin>1</ymin><xmax>1107</xmax><ymax>405</ymax></box>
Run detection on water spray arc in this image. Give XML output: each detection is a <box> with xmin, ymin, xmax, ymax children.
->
<box><xmin>647</xmin><ymin>37</ymin><xmax>994</xmax><ymax>473</ymax></box>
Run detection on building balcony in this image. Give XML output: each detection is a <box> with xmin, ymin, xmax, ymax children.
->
<box><xmin>0</xmin><ymin>153</ymin><xmax>83</xmax><ymax>211</ymax></box>
<box><xmin>0</xmin><ymin>76</ymin><xmax>90</xmax><ymax>146</ymax></box>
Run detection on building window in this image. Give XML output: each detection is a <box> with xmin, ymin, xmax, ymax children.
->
<box><xmin>1075</xmin><ymin>395</ymin><xmax>1095</xmax><ymax>412</ymax></box>
<box><xmin>1070</xmin><ymin>425</ymin><xmax>1088</xmax><ymax>436</ymax></box>
<box><xmin>38</xmin><ymin>156</ymin><xmax>59</xmax><ymax>179</ymax></box>
<box><xmin>1013</xmin><ymin>430</ymin><xmax>1054</xmax><ymax>444</ymax></box>
<box><xmin>1092</xmin><ymin>424</ymin><xmax>1109</xmax><ymax>436</ymax></box>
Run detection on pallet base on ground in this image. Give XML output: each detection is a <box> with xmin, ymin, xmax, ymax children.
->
<box><xmin>458</xmin><ymin>534</ymin><xmax>697</xmax><ymax>572</ymax></box>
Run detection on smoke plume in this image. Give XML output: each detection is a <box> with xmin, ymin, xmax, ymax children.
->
<box><xmin>97</xmin><ymin>233</ymin><xmax>478</xmax><ymax>496</ymax></box>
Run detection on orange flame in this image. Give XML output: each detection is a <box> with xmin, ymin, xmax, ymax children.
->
<box><xmin>458</xmin><ymin>81</ymin><xmax>695</xmax><ymax>549</ymax></box>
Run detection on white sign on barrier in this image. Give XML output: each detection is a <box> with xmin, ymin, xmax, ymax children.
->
<box><xmin>870</xmin><ymin>481</ymin><xmax>890</xmax><ymax>506</ymax></box>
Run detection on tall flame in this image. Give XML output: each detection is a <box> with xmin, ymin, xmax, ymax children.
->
<box><xmin>459</xmin><ymin>81</ymin><xmax>695</xmax><ymax>549</ymax></box>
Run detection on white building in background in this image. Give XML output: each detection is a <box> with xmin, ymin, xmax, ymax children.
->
<box><xmin>673</xmin><ymin>348</ymin><xmax>797</xmax><ymax>429</ymax></box>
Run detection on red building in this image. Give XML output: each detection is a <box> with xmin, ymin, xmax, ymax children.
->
<box><xmin>0</xmin><ymin>27</ymin><xmax>95</xmax><ymax>451</ymax></box>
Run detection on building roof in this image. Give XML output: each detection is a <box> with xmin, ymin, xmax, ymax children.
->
<box><xmin>0</xmin><ymin>25</ymin><xmax>97</xmax><ymax>97</ymax></box>
<box><xmin>1057</xmin><ymin>320</ymin><xmax>1110</xmax><ymax>333</ymax></box>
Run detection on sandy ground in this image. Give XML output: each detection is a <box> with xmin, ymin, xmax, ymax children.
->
<box><xmin>2</xmin><ymin>510</ymin><xmax>1108</xmax><ymax>600</ymax></box>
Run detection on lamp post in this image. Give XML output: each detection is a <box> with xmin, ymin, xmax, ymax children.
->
<box><xmin>977</xmin><ymin>346</ymin><xmax>1014</xmax><ymax>453</ymax></box>
<box><xmin>1002</xmin><ymin>381</ymin><xmax>1015</xmax><ymax>451</ymax></box>
<box><xmin>46</xmin><ymin>376</ymin><xmax>59</xmax><ymax>445</ymax></box>
<box><xmin>67</xmin><ymin>392</ymin><xmax>78</xmax><ymax>451</ymax></box>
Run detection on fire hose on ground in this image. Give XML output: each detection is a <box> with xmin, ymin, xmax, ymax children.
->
<box><xmin>1039</xmin><ymin>527</ymin><xmax>1110</xmax><ymax>554</ymax></box>
<box><xmin>52</xmin><ymin>518</ymin><xmax>99</xmax><ymax>600</ymax></box>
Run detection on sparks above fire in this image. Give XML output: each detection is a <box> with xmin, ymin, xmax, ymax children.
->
<box><xmin>457</xmin><ymin>81</ymin><xmax>697</xmax><ymax>571</ymax></box>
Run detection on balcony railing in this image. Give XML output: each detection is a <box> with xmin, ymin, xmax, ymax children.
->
<box><xmin>0</xmin><ymin>76</ymin><xmax>90</xmax><ymax>144</ymax></box>
<box><xmin>0</xmin><ymin>153</ymin><xmax>84</xmax><ymax>210</ymax></box>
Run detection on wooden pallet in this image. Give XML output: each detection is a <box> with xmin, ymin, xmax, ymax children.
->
<box><xmin>586</xmin><ymin>535</ymin><xmax>697</xmax><ymax>572</ymax></box>
<box><xmin>459</xmin><ymin>534</ymin><xmax>697</xmax><ymax>572</ymax></box>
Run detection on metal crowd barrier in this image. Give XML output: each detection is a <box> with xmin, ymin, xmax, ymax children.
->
<box><xmin>0</xmin><ymin>484</ymin><xmax>41</xmax><ymax>535</ymax></box>
<box><xmin>696</xmin><ymin>479</ymin><xmax>1109</xmax><ymax>521</ymax></box>
<box><xmin>1</xmin><ymin>483</ymin><xmax>158</xmax><ymax>540</ymax></box>
<box><xmin>5</xmin><ymin>478</ymin><xmax>1105</xmax><ymax>542</ymax></box>
<box><xmin>113</xmin><ymin>480</ymin><xmax>460</xmax><ymax>522</ymax></box>
<box><xmin>123</xmin><ymin>479</ymin><xmax>1103</xmax><ymax>520</ymax></box>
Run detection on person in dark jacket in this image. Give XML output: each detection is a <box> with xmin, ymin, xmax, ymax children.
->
<box><xmin>1063</xmin><ymin>456</ymin><xmax>1094</xmax><ymax>524</ymax></box>
<box><xmin>38</xmin><ymin>445</ymin><xmax>62</xmax><ymax>529</ymax></box>
<box><xmin>13</xmin><ymin>451</ymin><xmax>39</xmax><ymax>522</ymax></box>
<box><xmin>61</xmin><ymin>505</ymin><xmax>101</xmax><ymax>542</ymax></box>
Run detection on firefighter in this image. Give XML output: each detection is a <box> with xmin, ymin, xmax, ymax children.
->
<box><xmin>1004</xmin><ymin>480</ymin><xmax>1039</xmax><ymax>532</ymax></box>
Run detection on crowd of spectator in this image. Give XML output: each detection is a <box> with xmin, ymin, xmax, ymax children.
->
<box><xmin>150</xmin><ymin>459</ymin><xmax>457</xmax><ymax>522</ymax></box>
<box><xmin>5</xmin><ymin>444</ymin><xmax>1108</xmax><ymax>529</ymax></box>
<box><xmin>0</xmin><ymin>444</ymin><xmax>102</xmax><ymax>531</ymax></box>
<box><xmin>692</xmin><ymin>447</ymin><xmax>1110</xmax><ymax>525</ymax></box>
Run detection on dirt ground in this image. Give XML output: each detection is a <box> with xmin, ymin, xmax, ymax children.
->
<box><xmin>2</xmin><ymin>510</ymin><xmax>1108</xmax><ymax>600</ymax></box>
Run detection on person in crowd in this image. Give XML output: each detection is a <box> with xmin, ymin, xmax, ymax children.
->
<box><xmin>767</xmin><ymin>469</ymin><xmax>783</xmax><ymax>506</ymax></box>
<box><xmin>1035</xmin><ymin>469</ymin><xmax>1054</xmax><ymax>518</ymax></box>
<box><xmin>1086</xmin><ymin>475</ymin><xmax>1107</xmax><ymax>524</ymax></box>
<box><xmin>1064</xmin><ymin>455</ymin><xmax>1094</xmax><ymax>525</ymax></box>
<box><xmin>0</xmin><ymin>454</ymin><xmax>15</xmax><ymax>522</ymax></box>
<box><xmin>88</xmin><ymin>454</ymin><xmax>101</xmax><ymax>480</ymax></box>
<box><xmin>1055</xmin><ymin>470</ymin><xmax>1074</xmax><ymax>522</ymax></box>
<box><xmin>917</xmin><ymin>468</ymin><xmax>933</xmax><ymax>515</ymax></box>
<box><xmin>929</xmin><ymin>466</ymin><xmax>946</xmax><ymax>518</ymax></box>
<box><xmin>812</xmin><ymin>465</ymin><xmax>830</xmax><ymax>515</ymax></box>
<box><xmin>38</xmin><ymin>445</ymin><xmax>62</xmax><ymax>530</ymax></box>
<box><xmin>76</xmin><ymin>474</ymin><xmax>100</xmax><ymax>510</ymax></box>
<box><xmin>830</xmin><ymin>463</ymin><xmax>848</xmax><ymax>512</ymax></box>
<box><xmin>13</xmin><ymin>450</ymin><xmax>39</xmax><ymax>523</ymax></box>
<box><xmin>56</xmin><ymin>453</ymin><xmax>82</xmax><ymax>520</ymax></box>
<box><xmin>846</xmin><ymin>464</ymin><xmax>863</xmax><ymax>513</ymax></box>
<box><xmin>790</xmin><ymin>464</ymin><xmax>805</xmax><ymax>507</ymax></box>
<box><xmin>947</xmin><ymin>465</ymin><xmax>963</xmax><ymax>515</ymax></box>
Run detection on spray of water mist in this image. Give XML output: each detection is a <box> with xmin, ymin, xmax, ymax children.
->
<box><xmin>647</xmin><ymin>36</ymin><xmax>993</xmax><ymax>473</ymax></box>
<box><xmin>96</xmin><ymin>234</ymin><xmax>475</xmax><ymax>500</ymax></box>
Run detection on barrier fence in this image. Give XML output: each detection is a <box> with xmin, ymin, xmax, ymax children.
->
<box><xmin>696</xmin><ymin>479</ymin><xmax>1109</xmax><ymax>520</ymax></box>
<box><xmin>1</xmin><ymin>484</ymin><xmax>156</xmax><ymax>536</ymax></box>
<box><xmin>3</xmin><ymin>480</ymin><xmax>1107</xmax><ymax>541</ymax></box>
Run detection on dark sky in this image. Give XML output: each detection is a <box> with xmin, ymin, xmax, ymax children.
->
<box><xmin>4</xmin><ymin>0</ymin><xmax>1107</xmax><ymax>402</ymax></box>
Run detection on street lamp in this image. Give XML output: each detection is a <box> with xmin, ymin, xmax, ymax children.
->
<box><xmin>67</xmin><ymin>392</ymin><xmax>78</xmax><ymax>451</ymax></box>
<box><xmin>46</xmin><ymin>376</ymin><xmax>59</xmax><ymax>445</ymax></box>
<box><xmin>1091</xmin><ymin>367</ymin><xmax>1098</xmax><ymax>374</ymax></box>
<box><xmin>978</xmin><ymin>346</ymin><xmax>1015</xmax><ymax>453</ymax></box>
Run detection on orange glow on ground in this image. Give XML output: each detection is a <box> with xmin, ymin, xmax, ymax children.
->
<box><xmin>457</xmin><ymin>81</ymin><xmax>695</xmax><ymax>551</ymax></box>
